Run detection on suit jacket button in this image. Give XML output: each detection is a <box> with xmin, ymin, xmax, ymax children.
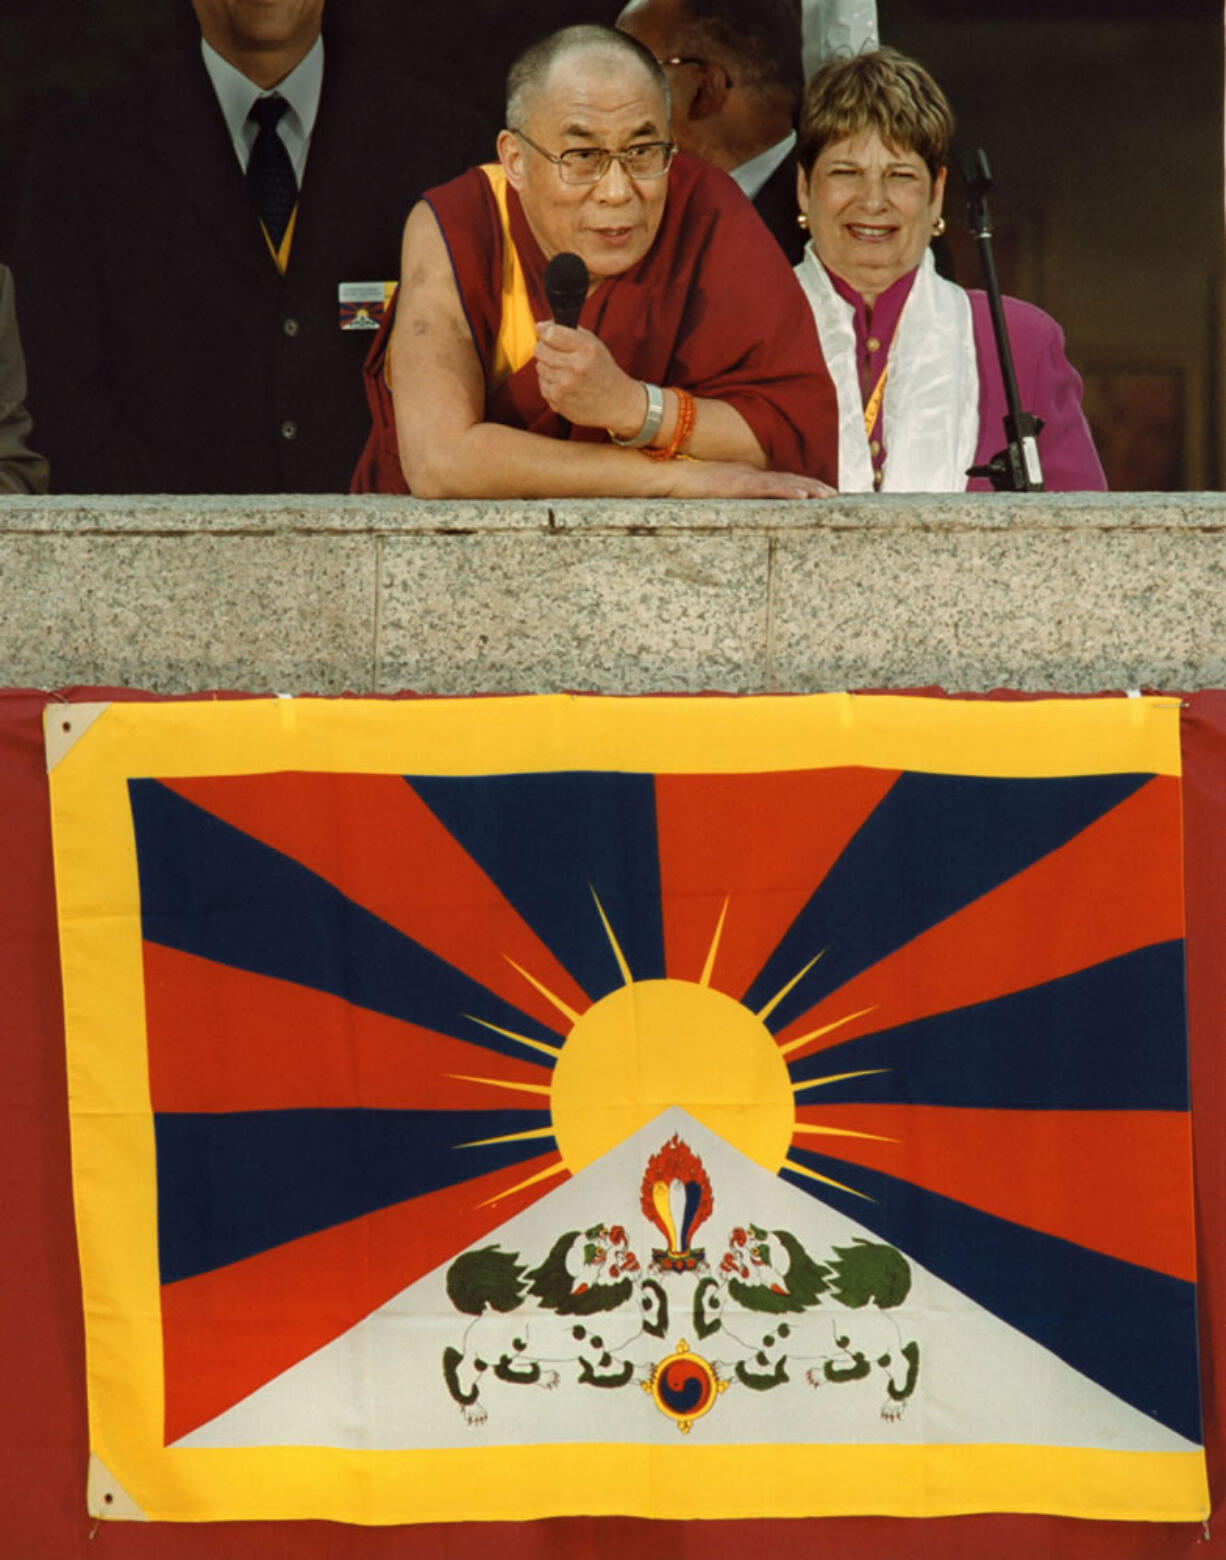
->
<box><xmin>280</xmin><ymin>419</ymin><xmax>298</xmax><ymax>441</ymax></box>
<box><xmin>282</xmin><ymin>317</ymin><xmax>300</xmax><ymax>337</ymax></box>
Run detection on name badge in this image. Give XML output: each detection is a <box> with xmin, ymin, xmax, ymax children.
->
<box><xmin>339</xmin><ymin>281</ymin><xmax>398</xmax><ymax>331</ymax></box>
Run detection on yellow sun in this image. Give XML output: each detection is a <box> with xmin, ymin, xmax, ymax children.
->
<box><xmin>460</xmin><ymin>893</ymin><xmax>879</xmax><ymax>1208</ymax></box>
<box><xmin>464</xmin><ymin>892</ymin><xmax>808</xmax><ymax>1193</ymax></box>
<box><xmin>550</xmin><ymin>976</ymin><xmax>795</xmax><ymax>1175</ymax></box>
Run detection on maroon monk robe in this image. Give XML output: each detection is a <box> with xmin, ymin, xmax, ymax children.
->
<box><xmin>351</xmin><ymin>155</ymin><xmax>839</xmax><ymax>494</ymax></box>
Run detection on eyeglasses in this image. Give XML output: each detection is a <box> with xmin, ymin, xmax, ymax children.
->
<box><xmin>511</xmin><ymin>128</ymin><xmax>675</xmax><ymax>185</ymax></box>
<box><xmin>656</xmin><ymin>55</ymin><xmax>735</xmax><ymax>91</ymax></box>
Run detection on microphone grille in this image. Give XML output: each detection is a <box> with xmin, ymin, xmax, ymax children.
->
<box><xmin>545</xmin><ymin>251</ymin><xmax>589</xmax><ymax>301</ymax></box>
<box><xmin>544</xmin><ymin>252</ymin><xmax>589</xmax><ymax>328</ymax></box>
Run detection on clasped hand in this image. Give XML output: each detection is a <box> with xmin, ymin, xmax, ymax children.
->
<box><xmin>534</xmin><ymin>321</ymin><xmax>644</xmax><ymax>437</ymax></box>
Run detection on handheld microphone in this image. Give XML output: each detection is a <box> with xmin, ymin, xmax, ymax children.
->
<box><xmin>543</xmin><ymin>251</ymin><xmax>589</xmax><ymax>438</ymax></box>
<box><xmin>544</xmin><ymin>251</ymin><xmax>588</xmax><ymax>329</ymax></box>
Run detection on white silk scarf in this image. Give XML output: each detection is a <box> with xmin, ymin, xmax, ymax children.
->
<box><xmin>796</xmin><ymin>245</ymin><xmax>979</xmax><ymax>492</ymax></box>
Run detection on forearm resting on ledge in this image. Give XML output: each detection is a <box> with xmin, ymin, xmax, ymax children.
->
<box><xmin>404</xmin><ymin>419</ymin><xmax>826</xmax><ymax>501</ymax></box>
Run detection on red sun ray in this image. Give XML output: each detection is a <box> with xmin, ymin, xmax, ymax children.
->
<box><xmin>792</xmin><ymin>1103</ymin><xmax>1196</xmax><ymax>1282</ymax></box>
<box><xmin>159</xmin><ymin>773</ymin><xmax>591</xmax><ymax>1036</ymax></box>
<box><xmin>777</xmin><ymin>775</ymin><xmax>1183</xmax><ymax>1061</ymax></box>
<box><xmin>144</xmin><ymin>943</ymin><xmax>554</xmax><ymax>1112</ymax></box>
<box><xmin>161</xmin><ymin>1149</ymin><xmax>566</xmax><ymax>1444</ymax></box>
<box><xmin>654</xmin><ymin>768</ymin><xmax>899</xmax><ymax>996</ymax></box>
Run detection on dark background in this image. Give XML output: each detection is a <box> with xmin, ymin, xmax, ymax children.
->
<box><xmin>1</xmin><ymin>0</ymin><xmax>1222</xmax><ymax>487</ymax></box>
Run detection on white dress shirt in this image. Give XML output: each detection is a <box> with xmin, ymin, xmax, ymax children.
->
<box><xmin>200</xmin><ymin>35</ymin><xmax>324</xmax><ymax>186</ymax></box>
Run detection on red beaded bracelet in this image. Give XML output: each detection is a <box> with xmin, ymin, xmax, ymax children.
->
<box><xmin>646</xmin><ymin>387</ymin><xmax>696</xmax><ymax>461</ymax></box>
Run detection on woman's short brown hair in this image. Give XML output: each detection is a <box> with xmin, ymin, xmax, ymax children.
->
<box><xmin>797</xmin><ymin>47</ymin><xmax>954</xmax><ymax>179</ymax></box>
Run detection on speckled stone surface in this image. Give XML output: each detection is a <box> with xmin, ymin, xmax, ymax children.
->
<box><xmin>0</xmin><ymin>493</ymin><xmax>552</xmax><ymax>534</ymax></box>
<box><xmin>377</xmin><ymin>532</ymin><xmax>770</xmax><ymax>694</ymax></box>
<box><xmin>0</xmin><ymin>531</ymin><xmax>377</xmax><ymax>693</ymax></box>
<box><xmin>3</xmin><ymin>493</ymin><xmax>1226</xmax><ymax>694</ymax></box>
<box><xmin>768</xmin><ymin>526</ymin><xmax>1226</xmax><ymax>692</ymax></box>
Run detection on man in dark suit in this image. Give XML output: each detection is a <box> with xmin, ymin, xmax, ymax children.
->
<box><xmin>14</xmin><ymin>0</ymin><xmax>490</xmax><ymax>493</ymax></box>
<box><xmin>616</xmin><ymin>0</ymin><xmax>806</xmax><ymax>265</ymax></box>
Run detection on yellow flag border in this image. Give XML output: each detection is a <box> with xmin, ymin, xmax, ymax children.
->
<box><xmin>47</xmin><ymin>693</ymin><xmax>1205</xmax><ymax>1524</ymax></box>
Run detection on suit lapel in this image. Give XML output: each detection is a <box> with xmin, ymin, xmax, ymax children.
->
<box><xmin>287</xmin><ymin>38</ymin><xmax>369</xmax><ymax>282</ymax></box>
<box><xmin>148</xmin><ymin>55</ymin><xmax>280</xmax><ymax>287</ymax></box>
<box><xmin>754</xmin><ymin>154</ymin><xmax>806</xmax><ymax>266</ymax></box>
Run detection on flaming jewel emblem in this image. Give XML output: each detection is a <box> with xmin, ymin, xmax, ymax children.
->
<box><xmin>641</xmin><ymin>1134</ymin><xmax>713</xmax><ymax>1273</ymax></box>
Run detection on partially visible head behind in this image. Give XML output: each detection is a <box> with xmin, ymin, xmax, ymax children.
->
<box><xmin>618</xmin><ymin>0</ymin><xmax>802</xmax><ymax>161</ymax></box>
<box><xmin>796</xmin><ymin>46</ymin><xmax>954</xmax><ymax>179</ymax></box>
<box><xmin>499</xmin><ymin>26</ymin><xmax>674</xmax><ymax>281</ymax></box>
<box><xmin>620</xmin><ymin>0</ymin><xmax>802</xmax><ymax>106</ymax></box>
<box><xmin>191</xmin><ymin>0</ymin><xmax>324</xmax><ymax>86</ymax></box>
<box><xmin>506</xmin><ymin>24</ymin><xmax>669</xmax><ymax>132</ymax></box>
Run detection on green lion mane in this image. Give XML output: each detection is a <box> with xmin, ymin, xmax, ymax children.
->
<box><xmin>445</xmin><ymin>1245</ymin><xmax>528</xmax><ymax>1316</ymax></box>
<box><xmin>827</xmin><ymin>1239</ymin><xmax>912</xmax><ymax>1309</ymax></box>
<box><xmin>727</xmin><ymin>1230</ymin><xmax>830</xmax><ymax>1313</ymax></box>
<box><xmin>526</xmin><ymin>1232</ymin><xmax>634</xmax><ymax>1315</ymax></box>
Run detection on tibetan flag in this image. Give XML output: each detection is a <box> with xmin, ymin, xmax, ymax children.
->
<box><xmin>47</xmin><ymin>694</ymin><xmax>1207</xmax><ymax>1525</ymax></box>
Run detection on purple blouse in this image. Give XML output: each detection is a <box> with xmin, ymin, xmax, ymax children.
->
<box><xmin>825</xmin><ymin>263</ymin><xmax>1106</xmax><ymax>492</ymax></box>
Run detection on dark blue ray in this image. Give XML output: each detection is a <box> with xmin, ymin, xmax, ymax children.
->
<box><xmin>780</xmin><ymin>1146</ymin><xmax>1201</xmax><ymax>1443</ymax></box>
<box><xmin>129</xmin><ymin>780</ymin><xmax>563</xmax><ymax>1065</ymax></box>
<box><xmin>156</xmin><ymin>1107</ymin><xmax>553</xmax><ymax>1283</ymax></box>
<box><xmin>408</xmin><ymin>772</ymin><xmax>665</xmax><ymax>1000</ymax></box>
<box><xmin>790</xmin><ymin>941</ymin><xmax>1189</xmax><ymax>1110</ymax></box>
<box><xmin>743</xmin><ymin>771</ymin><xmax>1153</xmax><ymax>1034</ymax></box>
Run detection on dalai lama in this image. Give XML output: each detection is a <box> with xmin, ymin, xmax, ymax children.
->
<box><xmin>352</xmin><ymin>25</ymin><xmax>839</xmax><ymax>498</ymax></box>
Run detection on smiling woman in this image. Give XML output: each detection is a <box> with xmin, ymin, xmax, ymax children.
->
<box><xmin>802</xmin><ymin>133</ymin><xmax>945</xmax><ymax>309</ymax></box>
<box><xmin>793</xmin><ymin>47</ymin><xmax>1105</xmax><ymax>493</ymax></box>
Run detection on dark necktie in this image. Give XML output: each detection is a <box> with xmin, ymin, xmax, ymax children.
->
<box><xmin>247</xmin><ymin>94</ymin><xmax>297</xmax><ymax>250</ymax></box>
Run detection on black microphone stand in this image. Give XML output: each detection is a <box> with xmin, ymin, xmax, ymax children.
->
<box><xmin>961</xmin><ymin>148</ymin><xmax>1045</xmax><ymax>492</ymax></box>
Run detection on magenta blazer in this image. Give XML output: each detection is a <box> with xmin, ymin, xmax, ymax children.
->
<box><xmin>968</xmin><ymin>292</ymin><xmax>1106</xmax><ymax>492</ymax></box>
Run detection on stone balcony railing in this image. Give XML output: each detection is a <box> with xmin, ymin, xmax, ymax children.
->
<box><xmin>2</xmin><ymin>492</ymin><xmax>1224</xmax><ymax>694</ymax></box>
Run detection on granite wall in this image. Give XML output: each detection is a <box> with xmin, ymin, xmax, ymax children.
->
<box><xmin>3</xmin><ymin>493</ymin><xmax>1224</xmax><ymax>695</ymax></box>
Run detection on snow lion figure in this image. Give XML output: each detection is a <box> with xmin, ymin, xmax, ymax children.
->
<box><xmin>441</xmin><ymin>1223</ymin><xmax>668</xmax><ymax>1424</ymax></box>
<box><xmin>694</xmin><ymin>1229</ymin><xmax>920</xmax><ymax>1420</ymax></box>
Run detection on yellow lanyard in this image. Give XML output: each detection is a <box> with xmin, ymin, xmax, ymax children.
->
<box><xmin>261</xmin><ymin>203</ymin><xmax>299</xmax><ymax>276</ymax></box>
<box><xmin>863</xmin><ymin>362</ymin><xmax>888</xmax><ymax>443</ymax></box>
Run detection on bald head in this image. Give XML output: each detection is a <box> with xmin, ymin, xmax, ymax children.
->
<box><xmin>506</xmin><ymin>24</ymin><xmax>669</xmax><ymax>130</ymax></box>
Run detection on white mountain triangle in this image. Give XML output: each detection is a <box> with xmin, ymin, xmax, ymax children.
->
<box><xmin>176</xmin><ymin>1107</ymin><xmax>1197</xmax><ymax>1453</ymax></box>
